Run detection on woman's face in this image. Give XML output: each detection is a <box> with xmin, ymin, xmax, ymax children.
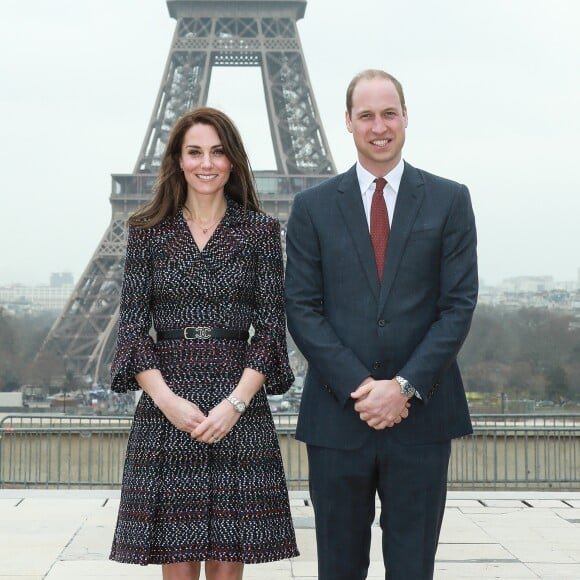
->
<box><xmin>179</xmin><ymin>123</ymin><xmax>232</xmax><ymax>198</ymax></box>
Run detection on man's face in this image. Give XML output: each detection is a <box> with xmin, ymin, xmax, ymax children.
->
<box><xmin>345</xmin><ymin>77</ymin><xmax>408</xmax><ymax>176</ymax></box>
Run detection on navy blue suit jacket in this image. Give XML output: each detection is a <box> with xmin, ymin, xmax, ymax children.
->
<box><xmin>285</xmin><ymin>162</ymin><xmax>478</xmax><ymax>449</ymax></box>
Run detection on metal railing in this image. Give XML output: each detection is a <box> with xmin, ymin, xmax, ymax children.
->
<box><xmin>452</xmin><ymin>413</ymin><xmax>579</xmax><ymax>490</ymax></box>
<box><xmin>0</xmin><ymin>415</ymin><xmax>130</xmax><ymax>489</ymax></box>
<box><xmin>1</xmin><ymin>414</ymin><xmax>579</xmax><ymax>490</ymax></box>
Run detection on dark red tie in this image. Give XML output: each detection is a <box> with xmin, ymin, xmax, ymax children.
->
<box><xmin>370</xmin><ymin>177</ymin><xmax>390</xmax><ymax>281</ymax></box>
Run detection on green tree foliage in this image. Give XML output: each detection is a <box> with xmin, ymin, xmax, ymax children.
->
<box><xmin>544</xmin><ymin>365</ymin><xmax>570</xmax><ymax>402</ymax></box>
<box><xmin>459</xmin><ymin>305</ymin><xmax>580</xmax><ymax>401</ymax></box>
<box><xmin>1</xmin><ymin>305</ymin><xmax>579</xmax><ymax>402</ymax></box>
<box><xmin>0</xmin><ymin>308</ymin><xmax>18</xmax><ymax>391</ymax></box>
<box><xmin>0</xmin><ymin>308</ymin><xmax>58</xmax><ymax>391</ymax></box>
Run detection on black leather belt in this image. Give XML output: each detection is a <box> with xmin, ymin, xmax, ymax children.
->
<box><xmin>157</xmin><ymin>327</ymin><xmax>249</xmax><ymax>341</ymax></box>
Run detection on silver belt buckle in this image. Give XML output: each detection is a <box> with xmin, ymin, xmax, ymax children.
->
<box><xmin>184</xmin><ymin>326</ymin><xmax>212</xmax><ymax>340</ymax></box>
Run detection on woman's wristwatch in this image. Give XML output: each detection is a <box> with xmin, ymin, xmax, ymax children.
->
<box><xmin>226</xmin><ymin>395</ymin><xmax>247</xmax><ymax>413</ymax></box>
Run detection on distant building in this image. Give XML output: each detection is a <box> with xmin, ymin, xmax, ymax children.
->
<box><xmin>0</xmin><ymin>273</ymin><xmax>74</xmax><ymax>314</ymax></box>
<box><xmin>50</xmin><ymin>272</ymin><xmax>74</xmax><ymax>287</ymax></box>
<box><xmin>499</xmin><ymin>276</ymin><xmax>554</xmax><ymax>293</ymax></box>
<box><xmin>478</xmin><ymin>273</ymin><xmax>580</xmax><ymax>313</ymax></box>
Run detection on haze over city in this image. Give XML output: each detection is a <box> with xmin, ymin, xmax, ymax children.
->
<box><xmin>1</xmin><ymin>0</ymin><xmax>579</xmax><ymax>287</ymax></box>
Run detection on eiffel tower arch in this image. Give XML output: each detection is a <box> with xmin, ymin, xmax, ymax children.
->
<box><xmin>37</xmin><ymin>0</ymin><xmax>336</xmax><ymax>385</ymax></box>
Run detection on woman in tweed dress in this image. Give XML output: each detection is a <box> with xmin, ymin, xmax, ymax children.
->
<box><xmin>109</xmin><ymin>107</ymin><xmax>299</xmax><ymax>579</ymax></box>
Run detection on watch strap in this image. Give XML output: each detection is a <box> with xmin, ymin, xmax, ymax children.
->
<box><xmin>226</xmin><ymin>395</ymin><xmax>247</xmax><ymax>413</ymax></box>
<box><xmin>395</xmin><ymin>375</ymin><xmax>416</xmax><ymax>398</ymax></box>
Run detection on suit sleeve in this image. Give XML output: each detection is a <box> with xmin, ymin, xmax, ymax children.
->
<box><xmin>285</xmin><ymin>194</ymin><xmax>370</xmax><ymax>405</ymax></box>
<box><xmin>245</xmin><ymin>219</ymin><xmax>294</xmax><ymax>395</ymax></box>
<box><xmin>399</xmin><ymin>184</ymin><xmax>478</xmax><ymax>400</ymax></box>
<box><xmin>110</xmin><ymin>225</ymin><xmax>159</xmax><ymax>393</ymax></box>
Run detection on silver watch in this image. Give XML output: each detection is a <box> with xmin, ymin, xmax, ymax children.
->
<box><xmin>226</xmin><ymin>395</ymin><xmax>247</xmax><ymax>413</ymax></box>
<box><xmin>395</xmin><ymin>376</ymin><xmax>416</xmax><ymax>398</ymax></box>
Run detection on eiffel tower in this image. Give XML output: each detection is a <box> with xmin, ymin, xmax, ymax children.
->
<box><xmin>37</xmin><ymin>0</ymin><xmax>336</xmax><ymax>385</ymax></box>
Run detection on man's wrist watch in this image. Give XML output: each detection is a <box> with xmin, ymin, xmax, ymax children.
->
<box><xmin>395</xmin><ymin>376</ymin><xmax>416</xmax><ymax>399</ymax></box>
<box><xmin>226</xmin><ymin>395</ymin><xmax>247</xmax><ymax>413</ymax></box>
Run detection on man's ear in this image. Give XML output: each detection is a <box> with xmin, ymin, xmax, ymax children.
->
<box><xmin>345</xmin><ymin>111</ymin><xmax>353</xmax><ymax>133</ymax></box>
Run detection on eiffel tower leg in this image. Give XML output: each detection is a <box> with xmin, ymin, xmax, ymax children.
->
<box><xmin>36</xmin><ymin>219</ymin><xmax>127</xmax><ymax>383</ymax></box>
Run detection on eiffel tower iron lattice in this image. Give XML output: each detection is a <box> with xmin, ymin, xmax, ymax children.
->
<box><xmin>36</xmin><ymin>0</ymin><xmax>336</xmax><ymax>385</ymax></box>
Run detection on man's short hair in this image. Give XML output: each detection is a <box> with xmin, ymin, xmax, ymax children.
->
<box><xmin>346</xmin><ymin>69</ymin><xmax>406</xmax><ymax>115</ymax></box>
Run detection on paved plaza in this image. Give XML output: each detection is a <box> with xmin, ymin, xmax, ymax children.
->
<box><xmin>1</xmin><ymin>490</ymin><xmax>580</xmax><ymax>579</ymax></box>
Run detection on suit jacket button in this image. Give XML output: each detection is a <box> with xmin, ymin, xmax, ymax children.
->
<box><xmin>372</xmin><ymin>361</ymin><xmax>382</xmax><ymax>370</ymax></box>
<box><xmin>378</xmin><ymin>319</ymin><xmax>386</xmax><ymax>327</ymax></box>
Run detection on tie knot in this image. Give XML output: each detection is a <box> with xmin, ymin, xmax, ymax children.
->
<box><xmin>374</xmin><ymin>177</ymin><xmax>387</xmax><ymax>194</ymax></box>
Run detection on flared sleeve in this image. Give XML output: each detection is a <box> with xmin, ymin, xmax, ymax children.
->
<box><xmin>245</xmin><ymin>218</ymin><xmax>294</xmax><ymax>395</ymax></box>
<box><xmin>110</xmin><ymin>225</ymin><xmax>159</xmax><ymax>393</ymax></box>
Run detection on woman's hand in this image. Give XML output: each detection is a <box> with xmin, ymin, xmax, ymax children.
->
<box><xmin>191</xmin><ymin>398</ymin><xmax>241</xmax><ymax>444</ymax></box>
<box><xmin>135</xmin><ymin>369</ymin><xmax>206</xmax><ymax>433</ymax></box>
<box><xmin>189</xmin><ymin>368</ymin><xmax>265</xmax><ymax>444</ymax></box>
<box><xmin>157</xmin><ymin>392</ymin><xmax>206</xmax><ymax>433</ymax></box>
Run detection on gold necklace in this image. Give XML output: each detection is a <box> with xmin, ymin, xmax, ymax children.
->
<box><xmin>184</xmin><ymin>206</ymin><xmax>224</xmax><ymax>234</ymax></box>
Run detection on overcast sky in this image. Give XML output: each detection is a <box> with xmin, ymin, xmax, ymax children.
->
<box><xmin>1</xmin><ymin>0</ymin><xmax>579</xmax><ymax>287</ymax></box>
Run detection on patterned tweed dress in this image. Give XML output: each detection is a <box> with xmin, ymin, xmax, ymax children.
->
<box><xmin>109</xmin><ymin>198</ymin><xmax>299</xmax><ymax>565</ymax></box>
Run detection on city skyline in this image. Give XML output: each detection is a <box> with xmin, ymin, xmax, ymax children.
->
<box><xmin>1</xmin><ymin>0</ymin><xmax>579</xmax><ymax>286</ymax></box>
<box><xmin>2</xmin><ymin>269</ymin><xmax>579</xmax><ymax>294</ymax></box>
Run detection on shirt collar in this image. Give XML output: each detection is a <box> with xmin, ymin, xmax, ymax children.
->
<box><xmin>356</xmin><ymin>157</ymin><xmax>405</xmax><ymax>195</ymax></box>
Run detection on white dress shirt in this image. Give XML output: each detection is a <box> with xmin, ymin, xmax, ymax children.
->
<box><xmin>356</xmin><ymin>157</ymin><xmax>405</xmax><ymax>230</ymax></box>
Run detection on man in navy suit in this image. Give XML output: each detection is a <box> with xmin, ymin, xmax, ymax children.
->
<box><xmin>285</xmin><ymin>69</ymin><xmax>478</xmax><ymax>580</ymax></box>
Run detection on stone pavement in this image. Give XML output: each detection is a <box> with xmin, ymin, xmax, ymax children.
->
<box><xmin>1</xmin><ymin>490</ymin><xmax>580</xmax><ymax>579</ymax></box>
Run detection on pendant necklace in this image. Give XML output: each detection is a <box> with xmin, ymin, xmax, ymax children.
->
<box><xmin>184</xmin><ymin>205</ymin><xmax>224</xmax><ymax>234</ymax></box>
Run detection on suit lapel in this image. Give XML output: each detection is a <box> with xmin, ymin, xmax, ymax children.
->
<box><xmin>336</xmin><ymin>166</ymin><xmax>380</xmax><ymax>301</ymax></box>
<box><xmin>379</xmin><ymin>163</ymin><xmax>425</xmax><ymax>310</ymax></box>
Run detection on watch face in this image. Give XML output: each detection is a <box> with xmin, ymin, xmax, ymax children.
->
<box><xmin>396</xmin><ymin>376</ymin><xmax>414</xmax><ymax>398</ymax></box>
<box><xmin>228</xmin><ymin>396</ymin><xmax>246</xmax><ymax>412</ymax></box>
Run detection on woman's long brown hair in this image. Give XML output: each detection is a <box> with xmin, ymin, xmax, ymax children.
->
<box><xmin>129</xmin><ymin>107</ymin><xmax>262</xmax><ymax>228</ymax></box>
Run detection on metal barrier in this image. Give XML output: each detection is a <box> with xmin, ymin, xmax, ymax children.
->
<box><xmin>1</xmin><ymin>414</ymin><xmax>579</xmax><ymax>490</ymax></box>
<box><xmin>0</xmin><ymin>415</ymin><xmax>130</xmax><ymax>489</ymax></box>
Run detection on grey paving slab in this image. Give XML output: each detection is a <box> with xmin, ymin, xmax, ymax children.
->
<box><xmin>0</xmin><ymin>489</ymin><xmax>118</xmax><ymax>500</ymax></box>
<box><xmin>244</xmin><ymin>561</ymin><xmax>294</xmax><ymax>580</ymax></box>
<box><xmin>293</xmin><ymin>529</ymin><xmax>317</xmax><ymax>560</ymax></box>
<box><xmin>436</xmin><ymin>542</ymin><xmax>516</xmax><ymax>562</ymax></box>
<box><xmin>288</xmin><ymin>497</ymin><xmax>307</xmax><ymax>507</ymax></box>
<box><xmin>434</xmin><ymin>561</ymin><xmax>539</xmax><ymax>579</ymax></box>
<box><xmin>0</xmin><ymin>497</ymin><xmax>20</xmax><ymax>508</ymax></box>
<box><xmin>0</xmin><ymin>576</ymin><xmax>44</xmax><ymax>580</ymax></box>
<box><xmin>526</xmin><ymin>499</ymin><xmax>573</xmax><ymax>508</ymax></box>
<box><xmin>45</xmin><ymin>560</ymin><xmax>158</xmax><ymax>578</ymax></box>
<box><xmin>104</xmin><ymin>498</ymin><xmax>121</xmax><ymax>510</ymax></box>
<box><xmin>554</xmin><ymin>508</ymin><xmax>580</xmax><ymax>519</ymax></box>
<box><xmin>527</xmin><ymin>562</ymin><xmax>580</xmax><ymax>579</ymax></box>
<box><xmin>451</xmin><ymin>491</ymin><xmax>580</xmax><ymax>502</ymax></box>
<box><xmin>439</xmin><ymin>507</ymin><xmax>495</xmax><ymax>544</ymax></box>
<box><xmin>503</xmin><ymin>541</ymin><xmax>577</xmax><ymax>564</ymax></box>
<box><xmin>2</xmin><ymin>491</ymin><xmax>580</xmax><ymax>579</ymax></box>
<box><xmin>15</xmin><ymin>497</ymin><xmax>104</xmax><ymax>518</ymax></box>
<box><xmin>460</xmin><ymin>505</ymin><xmax>530</xmax><ymax>514</ymax></box>
<box><xmin>481</xmin><ymin>499</ymin><xmax>529</xmax><ymax>508</ymax></box>
<box><xmin>445</xmin><ymin>498</ymin><xmax>482</xmax><ymax>508</ymax></box>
